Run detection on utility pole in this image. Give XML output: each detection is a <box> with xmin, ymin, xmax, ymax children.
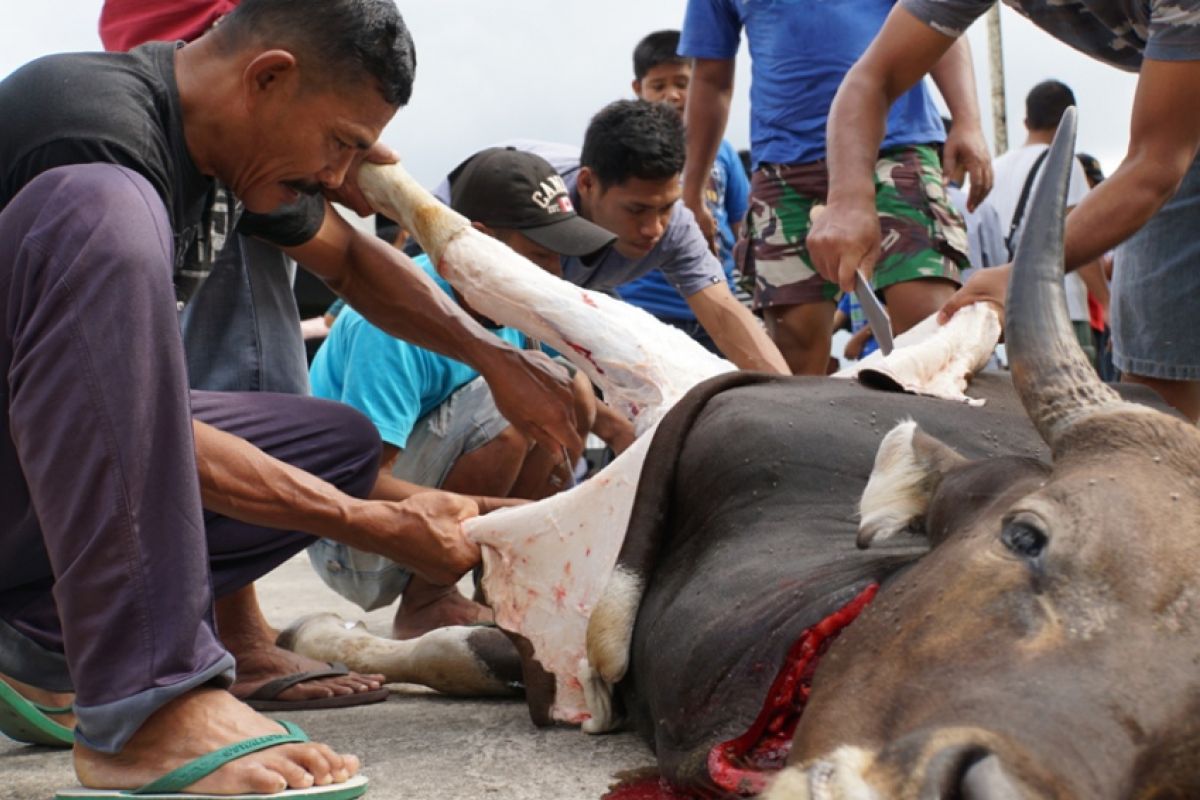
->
<box><xmin>986</xmin><ymin>4</ymin><xmax>1008</xmax><ymax>154</ymax></box>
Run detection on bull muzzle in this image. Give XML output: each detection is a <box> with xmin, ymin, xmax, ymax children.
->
<box><xmin>765</xmin><ymin>734</ymin><xmax>1038</xmax><ymax>800</ymax></box>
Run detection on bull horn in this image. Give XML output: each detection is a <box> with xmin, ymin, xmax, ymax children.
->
<box><xmin>1005</xmin><ymin>107</ymin><xmax>1122</xmax><ymax>449</ymax></box>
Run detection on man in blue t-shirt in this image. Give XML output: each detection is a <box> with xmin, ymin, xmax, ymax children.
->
<box><xmin>679</xmin><ymin>0</ymin><xmax>993</xmax><ymax>375</ymax></box>
<box><xmin>616</xmin><ymin>30</ymin><xmax>751</xmax><ymax>354</ymax></box>
<box><xmin>810</xmin><ymin>0</ymin><xmax>1200</xmax><ymax>423</ymax></box>
<box><xmin>309</xmin><ymin>148</ymin><xmax>632</xmax><ymax>638</ymax></box>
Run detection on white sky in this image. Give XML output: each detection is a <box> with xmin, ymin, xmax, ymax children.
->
<box><xmin>2</xmin><ymin>2</ymin><xmax>1139</xmax><ymax>188</ymax></box>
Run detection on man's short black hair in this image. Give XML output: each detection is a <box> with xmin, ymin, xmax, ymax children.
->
<box><xmin>633</xmin><ymin>30</ymin><xmax>688</xmax><ymax>80</ymax></box>
<box><xmin>581</xmin><ymin>100</ymin><xmax>686</xmax><ymax>188</ymax></box>
<box><xmin>1025</xmin><ymin>80</ymin><xmax>1076</xmax><ymax>132</ymax></box>
<box><xmin>218</xmin><ymin>0</ymin><xmax>416</xmax><ymax>106</ymax></box>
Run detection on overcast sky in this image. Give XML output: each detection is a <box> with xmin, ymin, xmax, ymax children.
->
<box><xmin>2</xmin><ymin>2</ymin><xmax>1139</xmax><ymax>189</ymax></box>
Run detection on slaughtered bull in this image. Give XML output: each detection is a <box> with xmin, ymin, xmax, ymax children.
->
<box><xmin>283</xmin><ymin>111</ymin><xmax>1198</xmax><ymax>798</ymax></box>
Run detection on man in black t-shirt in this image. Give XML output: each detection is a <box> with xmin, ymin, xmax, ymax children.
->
<box><xmin>0</xmin><ymin>0</ymin><xmax>583</xmax><ymax>796</ymax></box>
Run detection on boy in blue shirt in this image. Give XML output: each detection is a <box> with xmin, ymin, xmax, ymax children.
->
<box><xmin>616</xmin><ymin>30</ymin><xmax>751</xmax><ymax>354</ymax></box>
<box><xmin>309</xmin><ymin>149</ymin><xmax>629</xmax><ymax>638</ymax></box>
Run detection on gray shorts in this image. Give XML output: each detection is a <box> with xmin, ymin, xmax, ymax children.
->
<box><xmin>308</xmin><ymin>376</ymin><xmax>511</xmax><ymax>610</ymax></box>
<box><xmin>1111</xmin><ymin>153</ymin><xmax>1200</xmax><ymax>381</ymax></box>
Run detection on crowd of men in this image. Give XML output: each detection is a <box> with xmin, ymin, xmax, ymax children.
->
<box><xmin>1</xmin><ymin>0</ymin><xmax>1196</xmax><ymax>797</ymax></box>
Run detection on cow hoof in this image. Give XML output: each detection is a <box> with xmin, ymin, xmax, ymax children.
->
<box><xmin>581</xmin><ymin>664</ymin><xmax>621</xmax><ymax>734</ymax></box>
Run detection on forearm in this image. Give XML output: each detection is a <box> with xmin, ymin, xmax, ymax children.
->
<box><xmin>1063</xmin><ymin>154</ymin><xmax>1189</xmax><ymax>270</ymax></box>
<box><xmin>287</xmin><ymin>209</ymin><xmax>517</xmax><ymax>377</ymax></box>
<box><xmin>690</xmin><ymin>287</ymin><xmax>790</xmax><ymax>374</ymax></box>
<box><xmin>1062</xmin><ymin>58</ymin><xmax>1200</xmax><ymax>270</ymax></box>
<box><xmin>194</xmin><ymin>419</ymin><xmax>374</xmax><ymax>550</ymax></box>
<box><xmin>683</xmin><ymin>59</ymin><xmax>735</xmax><ymax>207</ymax></box>
<box><xmin>826</xmin><ymin>6</ymin><xmax>957</xmax><ymax>208</ymax></box>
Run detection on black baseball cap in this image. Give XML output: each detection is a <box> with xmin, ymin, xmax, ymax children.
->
<box><xmin>448</xmin><ymin>147</ymin><xmax>616</xmax><ymax>257</ymax></box>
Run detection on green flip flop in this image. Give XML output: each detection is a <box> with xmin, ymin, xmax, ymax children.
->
<box><xmin>0</xmin><ymin>678</ymin><xmax>74</xmax><ymax>747</ymax></box>
<box><xmin>54</xmin><ymin>721</ymin><xmax>368</xmax><ymax>799</ymax></box>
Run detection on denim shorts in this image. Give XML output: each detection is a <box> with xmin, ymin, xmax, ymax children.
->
<box><xmin>307</xmin><ymin>375</ymin><xmax>511</xmax><ymax>610</ymax></box>
<box><xmin>1111</xmin><ymin>153</ymin><xmax>1200</xmax><ymax>381</ymax></box>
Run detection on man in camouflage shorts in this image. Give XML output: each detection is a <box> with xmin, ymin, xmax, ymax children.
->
<box><xmin>747</xmin><ymin>144</ymin><xmax>969</xmax><ymax>371</ymax></box>
<box><xmin>812</xmin><ymin>0</ymin><xmax>1200</xmax><ymax>422</ymax></box>
<box><xmin>678</xmin><ymin>0</ymin><xmax>990</xmax><ymax>375</ymax></box>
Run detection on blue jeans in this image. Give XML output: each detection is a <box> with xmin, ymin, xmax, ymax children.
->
<box><xmin>1111</xmin><ymin>153</ymin><xmax>1200</xmax><ymax>381</ymax></box>
<box><xmin>180</xmin><ymin>233</ymin><xmax>310</xmax><ymax>394</ymax></box>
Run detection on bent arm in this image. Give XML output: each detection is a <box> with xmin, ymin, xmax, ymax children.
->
<box><xmin>284</xmin><ymin>206</ymin><xmax>581</xmax><ymax>454</ymax></box>
<box><xmin>1061</xmin><ymin>58</ymin><xmax>1200</xmax><ymax>270</ymax></box>
<box><xmin>285</xmin><ymin>205</ymin><xmax>516</xmax><ymax>371</ymax></box>
<box><xmin>686</xmin><ymin>283</ymin><xmax>790</xmax><ymax>374</ymax></box>
<box><xmin>194</xmin><ymin>419</ymin><xmax>480</xmax><ymax>584</ymax></box>
<box><xmin>810</xmin><ymin>5</ymin><xmax>960</xmax><ymax>291</ymax></box>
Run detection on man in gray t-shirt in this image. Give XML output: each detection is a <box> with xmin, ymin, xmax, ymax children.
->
<box><xmin>808</xmin><ymin>0</ymin><xmax>1200</xmax><ymax>421</ymax></box>
<box><xmin>435</xmin><ymin>101</ymin><xmax>789</xmax><ymax>374</ymax></box>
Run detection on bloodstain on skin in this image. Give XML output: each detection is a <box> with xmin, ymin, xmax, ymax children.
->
<box><xmin>601</xmin><ymin>584</ymin><xmax>880</xmax><ymax>799</ymax></box>
<box><xmin>568</xmin><ymin>342</ymin><xmax>605</xmax><ymax>375</ymax></box>
<box><xmin>583</xmin><ymin>293</ymin><xmax>599</xmax><ymax>308</ymax></box>
<box><xmin>552</xmin><ymin>583</ymin><xmax>568</xmax><ymax>608</ymax></box>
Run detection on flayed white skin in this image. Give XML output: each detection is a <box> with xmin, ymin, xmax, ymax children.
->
<box><xmin>836</xmin><ymin>304</ymin><xmax>1001</xmax><ymax>406</ymax></box>
<box><xmin>280</xmin><ymin>613</ymin><xmax>515</xmax><ymax>696</ymax></box>
<box><xmin>469</xmin><ymin>434</ymin><xmax>653</xmax><ymax>724</ymax></box>
<box><xmin>359</xmin><ymin>161</ymin><xmax>729</xmax><ymax>432</ymax></box>
<box><xmin>764</xmin><ymin>747</ymin><xmax>881</xmax><ymax>800</ymax></box>
<box><xmin>323</xmin><ymin>160</ymin><xmax>999</xmax><ymax>728</ymax></box>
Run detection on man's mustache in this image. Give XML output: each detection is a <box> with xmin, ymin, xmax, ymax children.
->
<box><xmin>283</xmin><ymin>179</ymin><xmax>323</xmax><ymax>197</ymax></box>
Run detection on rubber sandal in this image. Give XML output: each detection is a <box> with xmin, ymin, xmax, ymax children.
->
<box><xmin>238</xmin><ymin>662</ymin><xmax>389</xmax><ymax>712</ymax></box>
<box><xmin>0</xmin><ymin>678</ymin><xmax>74</xmax><ymax>747</ymax></box>
<box><xmin>54</xmin><ymin>720</ymin><xmax>368</xmax><ymax>799</ymax></box>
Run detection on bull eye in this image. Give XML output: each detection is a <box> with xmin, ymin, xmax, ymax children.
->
<box><xmin>1001</xmin><ymin>519</ymin><xmax>1047</xmax><ymax>560</ymax></box>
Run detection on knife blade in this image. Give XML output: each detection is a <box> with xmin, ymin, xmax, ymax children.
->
<box><xmin>853</xmin><ymin>270</ymin><xmax>894</xmax><ymax>356</ymax></box>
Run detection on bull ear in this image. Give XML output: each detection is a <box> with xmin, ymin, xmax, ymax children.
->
<box><xmin>858</xmin><ymin>421</ymin><xmax>967</xmax><ymax>549</ymax></box>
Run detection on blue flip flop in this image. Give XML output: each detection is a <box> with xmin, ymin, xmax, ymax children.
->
<box><xmin>0</xmin><ymin>678</ymin><xmax>74</xmax><ymax>747</ymax></box>
<box><xmin>54</xmin><ymin>721</ymin><xmax>368</xmax><ymax>799</ymax></box>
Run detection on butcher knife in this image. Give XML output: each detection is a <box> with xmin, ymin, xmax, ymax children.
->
<box><xmin>853</xmin><ymin>269</ymin><xmax>894</xmax><ymax>356</ymax></box>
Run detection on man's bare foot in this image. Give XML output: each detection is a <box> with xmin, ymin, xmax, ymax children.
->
<box><xmin>1</xmin><ymin>673</ymin><xmax>76</xmax><ymax>729</ymax></box>
<box><xmin>218</xmin><ymin>584</ymin><xmax>385</xmax><ymax>704</ymax></box>
<box><xmin>392</xmin><ymin>577</ymin><xmax>493</xmax><ymax>640</ymax></box>
<box><xmin>74</xmin><ymin>688</ymin><xmax>360</xmax><ymax>793</ymax></box>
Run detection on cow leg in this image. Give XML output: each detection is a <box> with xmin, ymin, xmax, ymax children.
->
<box><xmin>277</xmin><ymin>614</ymin><xmax>521</xmax><ymax>697</ymax></box>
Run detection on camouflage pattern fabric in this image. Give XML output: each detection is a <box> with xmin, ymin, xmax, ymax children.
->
<box><xmin>744</xmin><ymin>144</ymin><xmax>967</xmax><ymax>311</ymax></box>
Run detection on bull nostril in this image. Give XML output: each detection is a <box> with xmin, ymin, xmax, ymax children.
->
<box><xmin>918</xmin><ymin>744</ymin><xmax>992</xmax><ymax>800</ymax></box>
<box><xmin>961</xmin><ymin>755</ymin><xmax>1024</xmax><ymax>800</ymax></box>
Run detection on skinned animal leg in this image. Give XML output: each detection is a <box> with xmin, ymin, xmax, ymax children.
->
<box><xmin>277</xmin><ymin>613</ymin><xmax>521</xmax><ymax>697</ymax></box>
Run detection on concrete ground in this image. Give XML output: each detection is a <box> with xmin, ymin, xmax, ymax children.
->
<box><xmin>1</xmin><ymin>555</ymin><xmax>653</xmax><ymax>800</ymax></box>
